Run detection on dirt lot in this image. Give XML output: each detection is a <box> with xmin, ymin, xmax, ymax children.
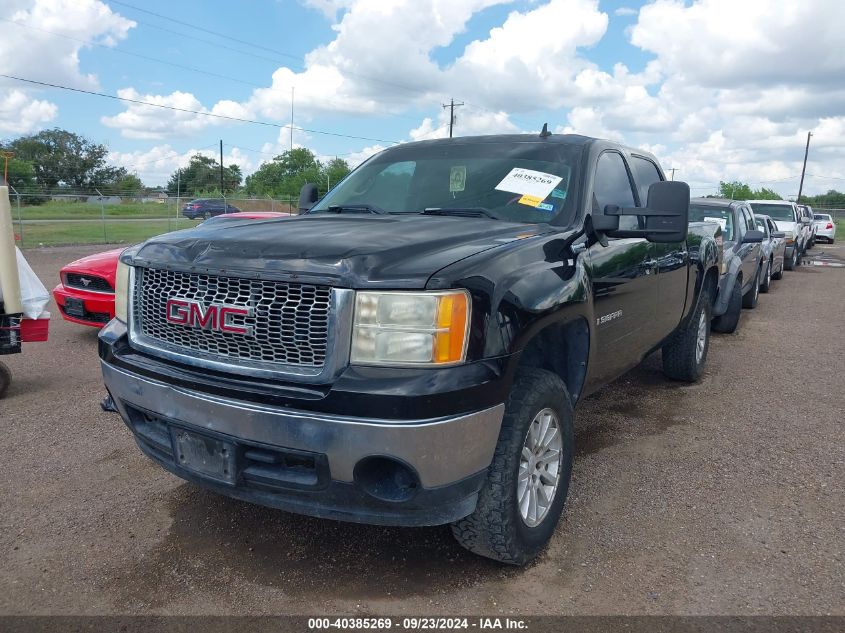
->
<box><xmin>1</xmin><ymin>244</ymin><xmax>843</xmax><ymax>616</ymax></box>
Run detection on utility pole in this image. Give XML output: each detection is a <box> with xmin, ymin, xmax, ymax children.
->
<box><xmin>219</xmin><ymin>140</ymin><xmax>225</xmax><ymax>197</ymax></box>
<box><xmin>441</xmin><ymin>98</ymin><xmax>465</xmax><ymax>138</ymax></box>
<box><xmin>669</xmin><ymin>168</ymin><xmax>677</xmax><ymax>181</ymax></box>
<box><xmin>290</xmin><ymin>87</ymin><xmax>295</xmax><ymax>152</ymax></box>
<box><xmin>797</xmin><ymin>131</ymin><xmax>812</xmax><ymax>203</ymax></box>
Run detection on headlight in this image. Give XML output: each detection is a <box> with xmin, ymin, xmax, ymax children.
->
<box><xmin>114</xmin><ymin>259</ymin><xmax>131</xmax><ymax>323</ymax></box>
<box><xmin>351</xmin><ymin>290</ymin><xmax>470</xmax><ymax>366</ymax></box>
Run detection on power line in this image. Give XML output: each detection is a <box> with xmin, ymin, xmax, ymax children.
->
<box><xmin>1</xmin><ymin>74</ymin><xmax>402</xmax><ymax>145</ymax></box>
<box><xmin>2</xmin><ymin>18</ymin><xmax>430</xmax><ymax>127</ymax></box>
<box><xmin>442</xmin><ymin>99</ymin><xmax>464</xmax><ymax>138</ymax></box>
<box><xmin>108</xmin><ymin>0</ymin><xmax>439</xmax><ymax>101</ymax></box>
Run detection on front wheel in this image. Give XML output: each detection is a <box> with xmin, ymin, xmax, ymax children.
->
<box><xmin>662</xmin><ymin>290</ymin><xmax>711</xmax><ymax>382</ymax></box>
<box><xmin>451</xmin><ymin>368</ymin><xmax>574</xmax><ymax>565</ymax></box>
<box><xmin>712</xmin><ymin>279</ymin><xmax>741</xmax><ymax>334</ymax></box>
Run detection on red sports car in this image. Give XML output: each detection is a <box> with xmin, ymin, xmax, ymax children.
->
<box><xmin>53</xmin><ymin>212</ymin><xmax>289</xmax><ymax>327</ymax></box>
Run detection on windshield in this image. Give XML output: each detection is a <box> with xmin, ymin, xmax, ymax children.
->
<box><xmin>310</xmin><ymin>140</ymin><xmax>582</xmax><ymax>225</ymax></box>
<box><xmin>689</xmin><ymin>204</ymin><xmax>734</xmax><ymax>241</ymax></box>
<box><xmin>750</xmin><ymin>203</ymin><xmax>794</xmax><ymax>221</ymax></box>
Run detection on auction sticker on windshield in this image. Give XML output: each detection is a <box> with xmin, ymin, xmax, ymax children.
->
<box><xmin>495</xmin><ymin>167</ymin><xmax>562</xmax><ymax>199</ymax></box>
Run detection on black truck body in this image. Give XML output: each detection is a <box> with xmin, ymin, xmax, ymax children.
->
<box><xmin>99</xmin><ymin>134</ymin><xmax>719</xmax><ymax>564</ymax></box>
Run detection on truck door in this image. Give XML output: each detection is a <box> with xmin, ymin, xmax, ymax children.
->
<box><xmin>738</xmin><ymin>205</ymin><xmax>760</xmax><ymax>292</ymax></box>
<box><xmin>630</xmin><ymin>155</ymin><xmax>689</xmax><ymax>339</ymax></box>
<box><xmin>588</xmin><ymin>151</ymin><xmax>658</xmax><ymax>384</ymax></box>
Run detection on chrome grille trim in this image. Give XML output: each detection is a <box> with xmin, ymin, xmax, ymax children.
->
<box><xmin>127</xmin><ymin>266</ymin><xmax>353</xmax><ymax>382</ymax></box>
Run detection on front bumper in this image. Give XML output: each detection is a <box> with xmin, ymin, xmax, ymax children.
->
<box><xmin>52</xmin><ymin>284</ymin><xmax>115</xmax><ymax>327</ymax></box>
<box><xmin>101</xmin><ymin>357</ymin><xmax>505</xmax><ymax>526</ymax></box>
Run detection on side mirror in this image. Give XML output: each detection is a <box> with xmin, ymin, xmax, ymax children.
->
<box><xmin>801</xmin><ymin>216</ymin><xmax>811</xmax><ymax>224</ymax></box>
<box><xmin>772</xmin><ymin>231</ymin><xmax>786</xmax><ymax>238</ymax></box>
<box><xmin>298</xmin><ymin>183</ymin><xmax>319</xmax><ymax>213</ymax></box>
<box><xmin>594</xmin><ymin>181</ymin><xmax>690</xmax><ymax>244</ymax></box>
<box><xmin>742</xmin><ymin>229</ymin><xmax>765</xmax><ymax>244</ymax></box>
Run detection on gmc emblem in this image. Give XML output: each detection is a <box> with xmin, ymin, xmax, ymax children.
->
<box><xmin>165</xmin><ymin>298</ymin><xmax>253</xmax><ymax>335</ymax></box>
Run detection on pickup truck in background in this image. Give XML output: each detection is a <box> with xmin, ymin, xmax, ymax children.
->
<box><xmin>688</xmin><ymin>199</ymin><xmax>764</xmax><ymax>334</ymax></box>
<box><xmin>749</xmin><ymin>200</ymin><xmax>805</xmax><ymax>269</ymax></box>
<box><xmin>98</xmin><ymin>133</ymin><xmax>719</xmax><ymax>565</ymax></box>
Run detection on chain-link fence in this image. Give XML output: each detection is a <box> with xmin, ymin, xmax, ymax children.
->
<box><xmin>9</xmin><ymin>188</ymin><xmax>299</xmax><ymax>249</ymax></box>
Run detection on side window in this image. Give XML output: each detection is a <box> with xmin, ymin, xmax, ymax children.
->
<box><xmin>629</xmin><ymin>156</ymin><xmax>663</xmax><ymax>206</ymax></box>
<box><xmin>594</xmin><ymin>152</ymin><xmax>637</xmax><ymax>231</ymax></box>
<box><xmin>742</xmin><ymin>207</ymin><xmax>755</xmax><ymax>232</ymax></box>
<box><xmin>755</xmin><ymin>216</ymin><xmax>768</xmax><ymax>237</ymax></box>
<box><xmin>734</xmin><ymin>206</ymin><xmax>746</xmax><ymax>241</ymax></box>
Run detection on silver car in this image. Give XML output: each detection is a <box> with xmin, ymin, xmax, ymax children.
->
<box><xmin>814</xmin><ymin>213</ymin><xmax>836</xmax><ymax>243</ymax></box>
<box><xmin>754</xmin><ymin>214</ymin><xmax>786</xmax><ymax>291</ymax></box>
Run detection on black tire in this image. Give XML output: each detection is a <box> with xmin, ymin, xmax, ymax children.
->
<box><xmin>759</xmin><ymin>259</ymin><xmax>772</xmax><ymax>293</ymax></box>
<box><xmin>742</xmin><ymin>266</ymin><xmax>760</xmax><ymax>309</ymax></box>
<box><xmin>772</xmin><ymin>260</ymin><xmax>783</xmax><ymax>280</ymax></box>
<box><xmin>451</xmin><ymin>368</ymin><xmax>574</xmax><ymax>565</ymax></box>
<box><xmin>712</xmin><ymin>278</ymin><xmax>741</xmax><ymax>333</ymax></box>
<box><xmin>785</xmin><ymin>248</ymin><xmax>796</xmax><ymax>271</ymax></box>
<box><xmin>0</xmin><ymin>361</ymin><xmax>11</xmax><ymax>400</ymax></box>
<box><xmin>662</xmin><ymin>288</ymin><xmax>711</xmax><ymax>382</ymax></box>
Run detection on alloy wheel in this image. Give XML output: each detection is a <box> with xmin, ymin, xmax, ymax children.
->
<box><xmin>518</xmin><ymin>408</ymin><xmax>563</xmax><ymax>527</ymax></box>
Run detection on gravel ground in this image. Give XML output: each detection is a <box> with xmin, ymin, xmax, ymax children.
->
<box><xmin>1</xmin><ymin>243</ymin><xmax>843</xmax><ymax>616</ymax></box>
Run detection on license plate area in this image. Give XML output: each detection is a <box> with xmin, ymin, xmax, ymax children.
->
<box><xmin>171</xmin><ymin>428</ymin><xmax>236</xmax><ymax>484</ymax></box>
<box><xmin>64</xmin><ymin>297</ymin><xmax>85</xmax><ymax>318</ymax></box>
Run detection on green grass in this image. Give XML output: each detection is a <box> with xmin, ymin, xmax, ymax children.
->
<box><xmin>834</xmin><ymin>218</ymin><xmax>845</xmax><ymax>239</ymax></box>
<box><xmin>17</xmin><ymin>218</ymin><xmax>202</xmax><ymax>248</ymax></box>
<box><xmin>15</xmin><ymin>201</ymin><xmax>182</xmax><ymax>220</ymax></box>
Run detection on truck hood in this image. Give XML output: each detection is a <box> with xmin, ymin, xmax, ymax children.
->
<box><xmin>130</xmin><ymin>214</ymin><xmax>548</xmax><ymax>288</ymax></box>
<box><xmin>773</xmin><ymin>220</ymin><xmax>798</xmax><ymax>235</ymax></box>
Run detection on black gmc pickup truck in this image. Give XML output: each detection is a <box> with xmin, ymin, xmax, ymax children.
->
<box><xmin>99</xmin><ymin>133</ymin><xmax>720</xmax><ymax>564</ymax></box>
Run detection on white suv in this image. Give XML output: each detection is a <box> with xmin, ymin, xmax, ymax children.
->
<box><xmin>748</xmin><ymin>200</ymin><xmax>805</xmax><ymax>269</ymax></box>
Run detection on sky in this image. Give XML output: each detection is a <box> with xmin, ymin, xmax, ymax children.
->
<box><xmin>1</xmin><ymin>0</ymin><xmax>844</xmax><ymax>198</ymax></box>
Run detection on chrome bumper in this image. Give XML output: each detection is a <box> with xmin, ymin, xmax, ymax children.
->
<box><xmin>101</xmin><ymin>361</ymin><xmax>505</xmax><ymax>488</ymax></box>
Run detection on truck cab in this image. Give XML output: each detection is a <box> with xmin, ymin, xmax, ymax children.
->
<box><xmin>99</xmin><ymin>133</ymin><xmax>718</xmax><ymax>565</ymax></box>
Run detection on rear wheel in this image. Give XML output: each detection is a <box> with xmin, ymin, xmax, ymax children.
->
<box><xmin>662</xmin><ymin>291</ymin><xmax>711</xmax><ymax>382</ymax></box>
<box><xmin>451</xmin><ymin>368</ymin><xmax>574</xmax><ymax>565</ymax></box>
<box><xmin>785</xmin><ymin>248</ymin><xmax>796</xmax><ymax>270</ymax></box>
<box><xmin>759</xmin><ymin>260</ymin><xmax>772</xmax><ymax>293</ymax></box>
<box><xmin>712</xmin><ymin>279</ymin><xmax>742</xmax><ymax>333</ymax></box>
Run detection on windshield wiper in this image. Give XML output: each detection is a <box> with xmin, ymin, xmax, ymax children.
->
<box><xmin>421</xmin><ymin>207</ymin><xmax>499</xmax><ymax>220</ymax></box>
<box><xmin>327</xmin><ymin>204</ymin><xmax>387</xmax><ymax>215</ymax></box>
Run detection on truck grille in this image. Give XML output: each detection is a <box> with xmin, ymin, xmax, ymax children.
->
<box><xmin>133</xmin><ymin>267</ymin><xmax>331</xmax><ymax>368</ymax></box>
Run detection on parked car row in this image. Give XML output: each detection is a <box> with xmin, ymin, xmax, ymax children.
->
<box><xmin>689</xmin><ymin>197</ymin><xmax>814</xmax><ymax>335</ymax></box>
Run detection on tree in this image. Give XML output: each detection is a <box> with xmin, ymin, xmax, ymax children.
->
<box><xmin>323</xmin><ymin>157</ymin><xmax>351</xmax><ymax>190</ymax></box>
<box><xmin>244</xmin><ymin>149</ymin><xmax>350</xmax><ymax>198</ymax></box>
<box><xmin>167</xmin><ymin>154</ymin><xmax>242</xmax><ymax>195</ymax></box>
<box><xmin>3</xmin><ymin>128</ymin><xmax>117</xmax><ymax>191</ymax></box>
<box><xmin>718</xmin><ymin>181</ymin><xmax>784</xmax><ymax>201</ymax></box>
<box><xmin>111</xmin><ymin>173</ymin><xmax>144</xmax><ymax>195</ymax></box>
<box><xmin>3</xmin><ymin>157</ymin><xmax>37</xmax><ymax>190</ymax></box>
<box><xmin>718</xmin><ymin>181</ymin><xmax>754</xmax><ymax>200</ymax></box>
<box><xmin>753</xmin><ymin>187</ymin><xmax>782</xmax><ymax>200</ymax></box>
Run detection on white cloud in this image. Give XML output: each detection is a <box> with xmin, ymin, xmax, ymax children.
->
<box><xmin>614</xmin><ymin>7</ymin><xmax>637</xmax><ymax>16</ymax></box>
<box><xmin>100</xmin><ymin>89</ymin><xmax>248</xmax><ymax>139</ymax></box>
<box><xmin>0</xmin><ymin>89</ymin><xmax>57</xmax><ymax>134</ymax></box>
<box><xmin>1</xmin><ymin>0</ymin><xmax>135</xmax><ymax>89</ymax></box>
<box><xmin>109</xmin><ymin>144</ymin><xmax>255</xmax><ymax>187</ymax></box>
